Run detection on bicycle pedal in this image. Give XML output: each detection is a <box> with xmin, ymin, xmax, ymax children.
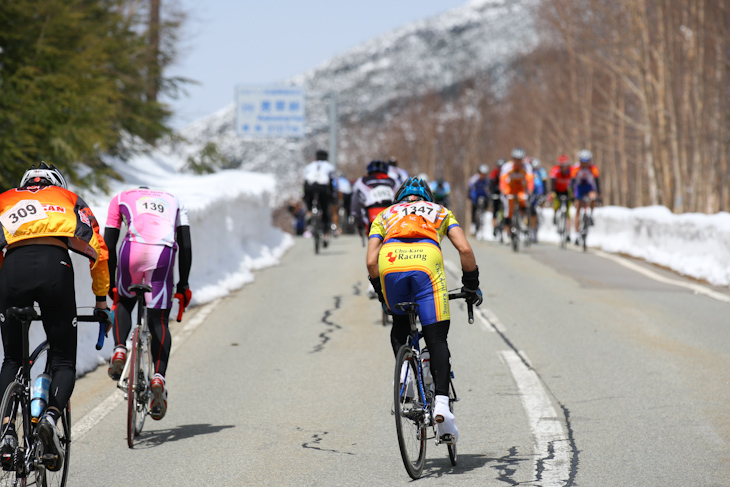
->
<box><xmin>440</xmin><ymin>433</ymin><xmax>455</xmax><ymax>445</ymax></box>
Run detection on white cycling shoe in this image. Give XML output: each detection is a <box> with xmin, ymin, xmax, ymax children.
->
<box><xmin>434</xmin><ymin>395</ymin><xmax>458</xmax><ymax>444</ymax></box>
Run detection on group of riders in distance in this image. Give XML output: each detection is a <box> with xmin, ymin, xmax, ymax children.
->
<box><xmin>300</xmin><ymin>147</ymin><xmax>602</xmax><ymax>250</ymax></box>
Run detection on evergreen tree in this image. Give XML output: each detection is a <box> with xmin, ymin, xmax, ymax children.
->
<box><xmin>0</xmin><ymin>0</ymin><xmax>187</xmax><ymax>190</ymax></box>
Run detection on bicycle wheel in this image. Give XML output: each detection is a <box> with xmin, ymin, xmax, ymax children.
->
<box><xmin>127</xmin><ymin>328</ymin><xmax>148</xmax><ymax>447</ymax></box>
<box><xmin>35</xmin><ymin>405</ymin><xmax>70</xmax><ymax>487</ymax></box>
<box><xmin>580</xmin><ymin>211</ymin><xmax>588</xmax><ymax>252</ymax></box>
<box><xmin>447</xmin><ymin>379</ymin><xmax>457</xmax><ymax>466</ymax></box>
<box><xmin>510</xmin><ymin>226</ymin><xmax>519</xmax><ymax>252</ymax></box>
<box><xmin>313</xmin><ymin>220</ymin><xmax>321</xmax><ymax>255</ymax></box>
<box><xmin>0</xmin><ymin>382</ymin><xmax>27</xmax><ymax>486</ymax></box>
<box><xmin>394</xmin><ymin>345</ymin><xmax>426</xmax><ymax>480</ymax></box>
<box><xmin>557</xmin><ymin>209</ymin><xmax>566</xmax><ymax>249</ymax></box>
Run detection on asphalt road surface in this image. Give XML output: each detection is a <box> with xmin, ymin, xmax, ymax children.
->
<box><xmin>67</xmin><ymin>233</ymin><xmax>730</xmax><ymax>486</ymax></box>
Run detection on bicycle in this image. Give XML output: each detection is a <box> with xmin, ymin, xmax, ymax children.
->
<box><xmin>554</xmin><ymin>195</ymin><xmax>570</xmax><ymax>249</ymax></box>
<box><xmin>109</xmin><ymin>284</ymin><xmax>156</xmax><ymax>449</ymax></box>
<box><xmin>0</xmin><ymin>307</ymin><xmax>107</xmax><ymax>487</ymax></box>
<box><xmin>472</xmin><ymin>196</ymin><xmax>487</xmax><ymax>238</ymax></box>
<box><xmin>576</xmin><ymin>196</ymin><xmax>593</xmax><ymax>252</ymax></box>
<box><xmin>508</xmin><ymin>206</ymin><xmax>530</xmax><ymax>253</ymax></box>
<box><xmin>393</xmin><ymin>292</ymin><xmax>474</xmax><ymax>480</ymax></box>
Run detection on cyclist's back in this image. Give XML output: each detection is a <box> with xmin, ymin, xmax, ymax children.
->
<box><xmin>351</xmin><ymin>160</ymin><xmax>396</xmax><ymax>231</ymax></box>
<box><xmin>366</xmin><ymin>177</ymin><xmax>482</xmax><ymax>444</ymax></box>
<box><xmin>303</xmin><ymin>149</ymin><xmax>335</xmax><ymax>236</ymax></box>
<box><xmin>104</xmin><ymin>186</ymin><xmax>192</xmax><ymax>421</ymax></box>
<box><xmin>0</xmin><ymin>162</ymin><xmax>110</xmax><ymax>467</ymax></box>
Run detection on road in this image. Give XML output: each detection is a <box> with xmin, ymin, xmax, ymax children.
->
<box><xmin>68</xmin><ymin>233</ymin><xmax>730</xmax><ymax>486</ymax></box>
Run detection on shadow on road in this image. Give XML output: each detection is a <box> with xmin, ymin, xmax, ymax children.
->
<box><xmin>418</xmin><ymin>448</ymin><xmax>529</xmax><ymax>484</ymax></box>
<box><xmin>133</xmin><ymin>423</ymin><xmax>235</xmax><ymax>449</ymax></box>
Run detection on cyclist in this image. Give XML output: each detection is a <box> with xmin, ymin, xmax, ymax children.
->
<box><xmin>430</xmin><ymin>178</ymin><xmax>451</xmax><ymax>207</ymax></box>
<box><xmin>549</xmin><ymin>154</ymin><xmax>573</xmax><ymax>240</ymax></box>
<box><xmin>570</xmin><ymin>149</ymin><xmax>601</xmax><ymax>240</ymax></box>
<box><xmin>488</xmin><ymin>159</ymin><xmax>505</xmax><ymax>237</ymax></box>
<box><xmin>303</xmin><ymin>149</ymin><xmax>336</xmax><ymax>245</ymax></box>
<box><xmin>366</xmin><ymin>177</ymin><xmax>483</xmax><ymax>444</ymax></box>
<box><xmin>351</xmin><ymin>160</ymin><xmax>397</xmax><ymax>234</ymax></box>
<box><xmin>528</xmin><ymin>159</ymin><xmax>547</xmax><ymax>242</ymax></box>
<box><xmin>387</xmin><ymin>157</ymin><xmax>409</xmax><ymax>188</ymax></box>
<box><xmin>499</xmin><ymin>148</ymin><xmax>534</xmax><ymax>232</ymax></box>
<box><xmin>0</xmin><ymin>162</ymin><xmax>110</xmax><ymax>469</ymax></box>
<box><xmin>468</xmin><ymin>164</ymin><xmax>490</xmax><ymax>235</ymax></box>
<box><xmin>104</xmin><ymin>187</ymin><xmax>192</xmax><ymax>421</ymax></box>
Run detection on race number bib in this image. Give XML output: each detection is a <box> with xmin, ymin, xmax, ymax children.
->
<box><xmin>398</xmin><ymin>202</ymin><xmax>438</xmax><ymax>223</ymax></box>
<box><xmin>0</xmin><ymin>200</ymin><xmax>47</xmax><ymax>235</ymax></box>
<box><xmin>370</xmin><ymin>185</ymin><xmax>394</xmax><ymax>204</ymax></box>
<box><xmin>136</xmin><ymin>197</ymin><xmax>168</xmax><ymax>217</ymax></box>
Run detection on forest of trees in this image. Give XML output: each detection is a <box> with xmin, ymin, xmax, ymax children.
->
<box><xmin>343</xmin><ymin>0</ymin><xmax>729</xmax><ymax>220</ymax></box>
<box><xmin>0</xmin><ymin>0</ymin><xmax>186</xmax><ymax>190</ymax></box>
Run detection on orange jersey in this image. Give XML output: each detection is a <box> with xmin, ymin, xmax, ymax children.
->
<box><xmin>499</xmin><ymin>162</ymin><xmax>534</xmax><ymax>195</ymax></box>
<box><xmin>549</xmin><ymin>165</ymin><xmax>573</xmax><ymax>193</ymax></box>
<box><xmin>0</xmin><ymin>185</ymin><xmax>109</xmax><ymax>296</ymax></box>
<box><xmin>368</xmin><ymin>201</ymin><xmax>459</xmax><ymax>246</ymax></box>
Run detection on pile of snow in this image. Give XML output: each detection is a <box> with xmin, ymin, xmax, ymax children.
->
<box><xmin>16</xmin><ymin>150</ymin><xmax>293</xmax><ymax>376</ymax></box>
<box><xmin>477</xmin><ymin>205</ymin><xmax>730</xmax><ymax>287</ymax></box>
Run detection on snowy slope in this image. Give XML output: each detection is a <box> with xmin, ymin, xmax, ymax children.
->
<box><xmin>176</xmin><ymin>0</ymin><xmax>538</xmax><ymax>201</ymax></box>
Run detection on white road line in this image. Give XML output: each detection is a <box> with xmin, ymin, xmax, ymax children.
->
<box><xmin>499</xmin><ymin>350</ymin><xmax>571</xmax><ymax>486</ymax></box>
<box><xmin>594</xmin><ymin>250</ymin><xmax>730</xmax><ymax>304</ymax></box>
<box><xmin>72</xmin><ymin>298</ymin><xmax>222</xmax><ymax>441</ymax></box>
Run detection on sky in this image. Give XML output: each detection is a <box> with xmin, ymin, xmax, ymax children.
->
<box><xmin>164</xmin><ymin>0</ymin><xmax>470</xmax><ymax>128</ymax></box>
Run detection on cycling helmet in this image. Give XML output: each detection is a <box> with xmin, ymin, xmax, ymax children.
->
<box><xmin>531</xmin><ymin>158</ymin><xmax>541</xmax><ymax>168</ymax></box>
<box><xmin>394</xmin><ymin>177</ymin><xmax>434</xmax><ymax>203</ymax></box>
<box><xmin>511</xmin><ymin>147</ymin><xmax>526</xmax><ymax>159</ymax></box>
<box><xmin>496</xmin><ymin>158</ymin><xmax>506</xmax><ymax>167</ymax></box>
<box><xmin>19</xmin><ymin>161</ymin><xmax>67</xmax><ymax>189</ymax></box>
<box><xmin>578</xmin><ymin>149</ymin><xmax>592</xmax><ymax>162</ymax></box>
<box><xmin>366</xmin><ymin>159</ymin><xmax>389</xmax><ymax>174</ymax></box>
<box><xmin>315</xmin><ymin>149</ymin><xmax>328</xmax><ymax>161</ymax></box>
<box><xmin>558</xmin><ymin>154</ymin><xmax>570</xmax><ymax>165</ymax></box>
<box><xmin>478</xmin><ymin>164</ymin><xmax>488</xmax><ymax>174</ymax></box>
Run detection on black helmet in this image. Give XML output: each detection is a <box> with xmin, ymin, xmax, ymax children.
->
<box><xmin>19</xmin><ymin>161</ymin><xmax>67</xmax><ymax>189</ymax></box>
<box><xmin>394</xmin><ymin>177</ymin><xmax>434</xmax><ymax>203</ymax></box>
<box><xmin>315</xmin><ymin>149</ymin><xmax>328</xmax><ymax>161</ymax></box>
<box><xmin>366</xmin><ymin>159</ymin><xmax>389</xmax><ymax>174</ymax></box>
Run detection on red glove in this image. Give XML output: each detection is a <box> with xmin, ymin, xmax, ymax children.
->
<box><xmin>174</xmin><ymin>284</ymin><xmax>192</xmax><ymax>322</ymax></box>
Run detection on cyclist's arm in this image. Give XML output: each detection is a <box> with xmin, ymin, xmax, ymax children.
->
<box><xmin>176</xmin><ymin>225</ymin><xmax>192</xmax><ymax>288</ymax></box>
<box><xmin>103</xmin><ymin>227</ymin><xmax>120</xmax><ymax>296</ymax></box>
<box><xmin>366</xmin><ymin>236</ymin><xmax>382</xmax><ymax>279</ymax></box>
<box><xmin>446</xmin><ymin>226</ymin><xmax>477</xmax><ymax>272</ymax></box>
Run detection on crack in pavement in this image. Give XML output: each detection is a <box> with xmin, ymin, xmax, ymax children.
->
<box><xmin>301</xmin><ymin>431</ymin><xmax>355</xmax><ymax>456</ymax></box>
<box><xmin>310</xmin><ymin>296</ymin><xmax>342</xmax><ymax>353</ymax></box>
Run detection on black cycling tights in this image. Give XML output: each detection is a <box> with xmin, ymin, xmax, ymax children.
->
<box><xmin>0</xmin><ymin>245</ymin><xmax>77</xmax><ymax>414</ymax></box>
<box><xmin>391</xmin><ymin>315</ymin><xmax>452</xmax><ymax>397</ymax></box>
<box><xmin>113</xmin><ymin>297</ymin><xmax>171</xmax><ymax>377</ymax></box>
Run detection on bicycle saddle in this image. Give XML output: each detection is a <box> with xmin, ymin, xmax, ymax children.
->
<box><xmin>395</xmin><ymin>302</ymin><xmax>419</xmax><ymax>314</ymax></box>
<box><xmin>128</xmin><ymin>283</ymin><xmax>153</xmax><ymax>295</ymax></box>
<box><xmin>6</xmin><ymin>306</ymin><xmax>39</xmax><ymax>322</ymax></box>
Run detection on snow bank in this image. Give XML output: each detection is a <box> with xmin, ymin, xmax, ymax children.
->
<box><xmin>15</xmin><ymin>152</ymin><xmax>293</xmax><ymax>377</ymax></box>
<box><xmin>478</xmin><ymin>205</ymin><xmax>730</xmax><ymax>287</ymax></box>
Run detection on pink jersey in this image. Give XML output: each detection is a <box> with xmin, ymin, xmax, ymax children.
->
<box><xmin>106</xmin><ymin>188</ymin><xmax>189</xmax><ymax>247</ymax></box>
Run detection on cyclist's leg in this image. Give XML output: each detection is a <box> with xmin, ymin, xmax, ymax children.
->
<box><xmin>0</xmin><ymin>247</ymin><xmax>37</xmax><ymax>402</ymax></box>
<box><xmin>145</xmin><ymin>246</ymin><xmax>175</xmax><ymax>377</ymax></box>
<box><xmin>37</xmin><ymin>248</ymin><xmax>78</xmax><ymax>415</ymax></box>
<box><xmin>420</xmin><ymin>321</ymin><xmax>451</xmax><ymax>397</ymax></box>
<box><xmin>319</xmin><ymin>187</ymin><xmax>332</xmax><ymax>232</ymax></box>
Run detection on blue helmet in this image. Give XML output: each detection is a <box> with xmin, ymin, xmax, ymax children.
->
<box><xmin>394</xmin><ymin>177</ymin><xmax>434</xmax><ymax>203</ymax></box>
<box><xmin>366</xmin><ymin>159</ymin><xmax>389</xmax><ymax>174</ymax></box>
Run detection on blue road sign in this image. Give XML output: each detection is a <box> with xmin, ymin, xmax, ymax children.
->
<box><xmin>235</xmin><ymin>85</ymin><xmax>305</xmax><ymax>138</ymax></box>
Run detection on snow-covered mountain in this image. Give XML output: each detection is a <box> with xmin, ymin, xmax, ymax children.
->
<box><xmin>173</xmin><ymin>0</ymin><xmax>537</xmax><ymax>202</ymax></box>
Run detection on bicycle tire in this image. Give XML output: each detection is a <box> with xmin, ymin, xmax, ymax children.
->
<box><xmin>314</xmin><ymin>221</ymin><xmax>321</xmax><ymax>255</ymax></box>
<box><xmin>0</xmin><ymin>381</ymin><xmax>27</xmax><ymax>486</ymax></box>
<box><xmin>557</xmin><ymin>208</ymin><xmax>567</xmax><ymax>249</ymax></box>
<box><xmin>136</xmin><ymin>334</ymin><xmax>153</xmax><ymax>436</ymax></box>
<box><xmin>127</xmin><ymin>328</ymin><xmax>141</xmax><ymax>448</ymax></box>
<box><xmin>580</xmin><ymin>210</ymin><xmax>588</xmax><ymax>252</ymax></box>
<box><xmin>36</xmin><ymin>405</ymin><xmax>70</xmax><ymax>487</ymax></box>
<box><xmin>447</xmin><ymin>379</ymin><xmax>457</xmax><ymax>466</ymax></box>
<box><xmin>511</xmin><ymin>226</ymin><xmax>519</xmax><ymax>252</ymax></box>
<box><xmin>394</xmin><ymin>345</ymin><xmax>426</xmax><ymax>480</ymax></box>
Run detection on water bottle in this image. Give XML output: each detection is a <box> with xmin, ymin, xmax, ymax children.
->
<box><xmin>30</xmin><ymin>373</ymin><xmax>51</xmax><ymax>422</ymax></box>
<box><xmin>421</xmin><ymin>348</ymin><xmax>433</xmax><ymax>386</ymax></box>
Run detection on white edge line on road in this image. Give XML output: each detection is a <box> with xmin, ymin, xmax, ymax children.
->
<box><xmin>593</xmin><ymin>250</ymin><xmax>730</xmax><ymax>304</ymax></box>
<box><xmin>72</xmin><ymin>298</ymin><xmax>222</xmax><ymax>441</ymax></box>
<box><xmin>499</xmin><ymin>350</ymin><xmax>571</xmax><ymax>485</ymax></box>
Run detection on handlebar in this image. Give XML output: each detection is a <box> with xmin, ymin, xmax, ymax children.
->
<box><xmin>447</xmin><ymin>292</ymin><xmax>474</xmax><ymax>324</ymax></box>
<box><xmin>6</xmin><ymin>306</ymin><xmax>111</xmax><ymax>350</ymax></box>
